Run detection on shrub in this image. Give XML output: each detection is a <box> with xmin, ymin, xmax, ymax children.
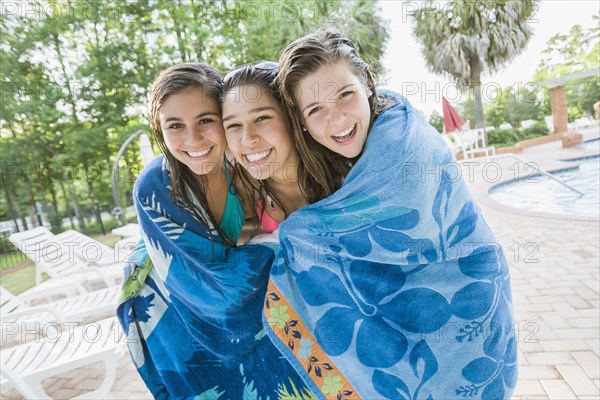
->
<box><xmin>487</xmin><ymin>123</ymin><xmax>548</xmax><ymax>147</ymax></box>
<box><xmin>523</xmin><ymin>122</ymin><xmax>549</xmax><ymax>136</ymax></box>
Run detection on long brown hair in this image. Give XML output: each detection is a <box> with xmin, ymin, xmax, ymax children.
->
<box><xmin>149</xmin><ymin>62</ymin><xmax>236</xmax><ymax>247</ymax></box>
<box><xmin>277</xmin><ymin>28</ymin><xmax>394</xmax><ymax>202</ymax></box>
<box><xmin>222</xmin><ymin>61</ymin><xmax>310</xmax><ymax>234</ymax></box>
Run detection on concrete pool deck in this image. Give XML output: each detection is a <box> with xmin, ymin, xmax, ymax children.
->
<box><xmin>462</xmin><ymin>127</ymin><xmax>599</xmax><ymax>399</ymax></box>
<box><xmin>1</xmin><ymin>128</ymin><xmax>599</xmax><ymax>399</ymax></box>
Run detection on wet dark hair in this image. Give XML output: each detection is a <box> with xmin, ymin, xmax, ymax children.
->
<box><xmin>149</xmin><ymin>62</ymin><xmax>236</xmax><ymax>247</ymax></box>
<box><xmin>222</xmin><ymin>61</ymin><xmax>308</xmax><ymax>234</ymax></box>
<box><xmin>277</xmin><ymin>28</ymin><xmax>394</xmax><ymax>201</ymax></box>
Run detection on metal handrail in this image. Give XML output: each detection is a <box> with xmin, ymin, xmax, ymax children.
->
<box><xmin>111</xmin><ymin>130</ymin><xmax>147</xmax><ymax>226</ymax></box>
<box><xmin>462</xmin><ymin>153</ymin><xmax>584</xmax><ymax>196</ymax></box>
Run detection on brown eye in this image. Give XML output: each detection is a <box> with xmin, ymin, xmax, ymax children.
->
<box><xmin>256</xmin><ymin>115</ymin><xmax>271</xmax><ymax>123</ymax></box>
<box><xmin>308</xmin><ymin>106</ymin><xmax>321</xmax><ymax>116</ymax></box>
<box><xmin>225</xmin><ymin>123</ymin><xmax>241</xmax><ymax>131</ymax></box>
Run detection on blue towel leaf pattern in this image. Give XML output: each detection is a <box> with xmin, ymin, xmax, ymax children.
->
<box><xmin>265</xmin><ymin>91</ymin><xmax>516</xmax><ymax>399</ymax></box>
<box><xmin>117</xmin><ymin>156</ymin><xmax>312</xmax><ymax>398</ymax></box>
<box><xmin>372</xmin><ymin>370</ymin><xmax>411</xmax><ymax>400</ymax></box>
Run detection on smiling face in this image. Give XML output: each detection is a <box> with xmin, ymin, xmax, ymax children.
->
<box><xmin>296</xmin><ymin>62</ymin><xmax>372</xmax><ymax>159</ymax></box>
<box><xmin>223</xmin><ymin>85</ymin><xmax>297</xmax><ymax>181</ymax></box>
<box><xmin>158</xmin><ymin>87</ymin><xmax>226</xmax><ymax>176</ymax></box>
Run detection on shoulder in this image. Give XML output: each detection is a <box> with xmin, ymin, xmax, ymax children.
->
<box><xmin>374</xmin><ymin>89</ymin><xmax>429</xmax><ymax>126</ymax></box>
<box><xmin>376</xmin><ymin>89</ymin><xmax>406</xmax><ymax>108</ymax></box>
<box><xmin>369</xmin><ymin>89</ymin><xmax>450</xmax><ymax>157</ymax></box>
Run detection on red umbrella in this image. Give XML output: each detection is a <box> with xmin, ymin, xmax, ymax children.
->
<box><xmin>442</xmin><ymin>97</ymin><xmax>465</xmax><ymax>133</ymax></box>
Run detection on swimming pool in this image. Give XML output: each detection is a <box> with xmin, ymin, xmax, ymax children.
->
<box><xmin>489</xmin><ymin>156</ymin><xmax>599</xmax><ymax>218</ymax></box>
<box><xmin>582</xmin><ymin>137</ymin><xmax>600</xmax><ymax>152</ymax></box>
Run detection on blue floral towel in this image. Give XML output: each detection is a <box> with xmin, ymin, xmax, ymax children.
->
<box><xmin>117</xmin><ymin>155</ymin><xmax>313</xmax><ymax>399</ymax></box>
<box><xmin>263</xmin><ymin>92</ymin><xmax>517</xmax><ymax>400</ymax></box>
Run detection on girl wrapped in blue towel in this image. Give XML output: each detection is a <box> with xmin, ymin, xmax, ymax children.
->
<box><xmin>262</xmin><ymin>29</ymin><xmax>517</xmax><ymax>400</ymax></box>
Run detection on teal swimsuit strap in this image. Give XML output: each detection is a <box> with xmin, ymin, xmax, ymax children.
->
<box><xmin>220</xmin><ymin>162</ymin><xmax>245</xmax><ymax>242</ymax></box>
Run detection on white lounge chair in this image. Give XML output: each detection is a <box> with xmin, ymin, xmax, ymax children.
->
<box><xmin>0</xmin><ymin>317</ymin><xmax>125</xmax><ymax>399</ymax></box>
<box><xmin>454</xmin><ymin>129</ymin><xmax>496</xmax><ymax>159</ymax></box>
<box><xmin>573</xmin><ymin>116</ymin><xmax>598</xmax><ymax>129</ymax></box>
<box><xmin>9</xmin><ymin>227</ymin><xmax>122</xmax><ymax>287</ymax></box>
<box><xmin>7</xmin><ymin>278</ymin><xmax>87</xmax><ymax>307</ymax></box>
<box><xmin>54</xmin><ymin>229</ymin><xmax>132</xmax><ymax>266</ymax></box>
<box><xmin>520</xmin><ymin>119</ymin><xmax>535</xmax><ymax>129</ymax></box>
<box><xmin>1</xmin><ymin>285</ymin><xmax>121</xmax><ymax>339</ymax></box>
<box><xmin>111</xmin><ymin>223</ymin><xmax>141</xmax><ymax>240</ymax></box>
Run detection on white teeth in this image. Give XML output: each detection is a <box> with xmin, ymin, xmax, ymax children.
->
<box><xmin>246</xmin><ymin>149</ymin><xmax>271</xmax><ymax>162</ymax></box>
<box><xmin>187</xmin><ymin>147</ymin><xmax>212</xmax><ymax>157</ymax></box>
<box><xmin>332</xmin><ymin>124</ymin><xmax>355</xmax><ymax>138</ymax></box>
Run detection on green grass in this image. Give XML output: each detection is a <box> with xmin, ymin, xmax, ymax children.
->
<box><xmin>0</xmin><ymin>265</ymin><xmax>36</xmax><ymax>295</ymax></box>
<box><xmin>90</xmin><ymin>233</ymin><xmax>122</xmax><ymax>248</ymax></box>
<box><xmin>0</xmin><ymin>251</ymin><xmax>28</xmax><ymax>270</ymax></box>
<box><xmin>0</xmin><ymin>233</ymin><xmax>123</xmax><ymax>295</ymax></box>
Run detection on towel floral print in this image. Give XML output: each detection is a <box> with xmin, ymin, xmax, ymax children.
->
<box><xmin>263</xmin><ymin>92</ymin><xmax>517</xmax><ymax>399</ymax></box>
<box><xmin>322</xmin><ymin>374</ymin><xmax>343</xmax><ymax>395</ymax></box>
<box><xmin>267</xmin><ymin>304</ymin><xmax>289</xmax><ymax>329</ymax></box>
<box><xmin>265</xmin><ymin>283</ymin><xmax>356</xmax><ymax>400</ymax></box>
<box><xmin>298</xmin><ymin>338</ymin><xmax>313</xmax><ymax>361</ymax></box>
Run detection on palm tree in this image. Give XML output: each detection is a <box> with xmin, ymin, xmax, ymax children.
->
<box><xmin>411</xmin><ymin>0</ymin><xmax>537</xmax><ymax>134</ymax></box>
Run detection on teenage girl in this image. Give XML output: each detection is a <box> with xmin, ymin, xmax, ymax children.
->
<box><xmin>221</xmin><ymin>61</ymin><xmax>309</xmax><ymax>235</ymax></box>
<box><xmin>261</xmin><ymin>29</ymin><xmax>517</xmax><ymax>400</ymax></box>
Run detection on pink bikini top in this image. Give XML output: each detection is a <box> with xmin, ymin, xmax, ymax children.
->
<box><xmin>257</xmin><ymin>199</ymin><xmax>279</xmax><ymax>234</ymax></box>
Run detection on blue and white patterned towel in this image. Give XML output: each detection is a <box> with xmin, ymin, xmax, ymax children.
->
<box><xmin>117</xmin><ymin>155</ymin><xmax>314</xmax><ymax>399</ymax></box>
<box><xmin>263</xmin><ymin>91</ymin><xmax>517</xmax><ymax>400</ymax></box>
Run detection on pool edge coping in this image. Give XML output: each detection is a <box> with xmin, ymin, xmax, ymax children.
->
<box><xmin>477</xmin><ymin>155</ymin><xmax>600</xmax><ymax>223</ymax></box>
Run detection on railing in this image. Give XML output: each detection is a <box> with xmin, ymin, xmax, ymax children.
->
<box><xmin>463</xmin><ymin>153</ymin><xmax>584</xmax><ymax>196</ymax></box>
<box><xmin>111</xmin><ymin>130</ymin><xmax>155</xmax><ymax>225</ymax></box>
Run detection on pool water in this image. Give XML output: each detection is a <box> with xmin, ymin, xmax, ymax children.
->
<box><xmin>582</xmin><ymin>138</ymin><xmax>600</xmax><ymax>152</ymax></box>
<box><xmin>490</xmin><ymin>156</ymin><xmax>599</xmax><ymax>218</ymax></box>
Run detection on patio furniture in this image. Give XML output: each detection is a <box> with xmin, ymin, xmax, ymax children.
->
<box><xmin>111</xmin><ymin>223</ymin><xmax>140</xmax><ymax>240</ymax></box>
<box><xmin>450</xmin><ymin>129</ymin><xmax>496</xmax><ymax>159</ymax></box>
<box><xmin>520</xmin><ymin>119</ymin><xmax>535</xmax><ymax>129</ymax></box>
<box><xmin>0</xmin><ymin>317</ymin><xmax>125</xmax><ymax>399</ymax></box>
<box><xmin>3</xmin><ymin>278</ymin><xmax>87</xmax><ymax>307</ymax></box>
<box><xmin>111</xmin><ymin>224</ymin><xmax>141</xmax><ymax>259</ymax></box>
<box><xmin>1</xmin><ymin>285</ymin><xmax>121</xmax><ymax>338</ymax></box>
<box><xmin>55</xmin><ymin>229</ymin><xmax>132</xmax><ymax>266</ymax></box>
<box><xmin>9</xmin><ymin>227</ymin><xmax>122</xmax><ymax>287</ymax></box>
<box><xmin>573</xmin><ymin>116</ymin><xmax>598</xmax><ymax>129</ymax></box>
<box><xmin>441</xmin><ymin>134</ymin><xmax>462</xmax><ymax>156</ymax></box>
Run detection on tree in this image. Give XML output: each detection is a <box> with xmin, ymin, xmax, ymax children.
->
<box><xmin>459</xmin><ymin>84</ymin><xmax>542</xmax><ymax>129</ymax></box>
<box><xmin>534</xmin><ymin>16</ymin><xmax>599</xmax><ymax>119</ymax></box>
<box><xmin>428</xmin><ymin>110</ymin><xmax>444</xmax><ymax>133</ymax></box>
<box><xmin>411</xmin><ymin>0</ymin><xmax>537</xmax><ymax>134</ymax></box>
<box><xmin>1</xmin><ymin>0</ymin><xmax>389</xmax><ymax>232</ymax></box>
<box><xmin>503</xmin><ymin>85</ymin><xmax>542</xmax><ymax>127</ymax></box>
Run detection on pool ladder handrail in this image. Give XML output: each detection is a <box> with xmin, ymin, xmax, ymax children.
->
<box><xmin>461</xmin><ymin>153</ymin><xmax>584</xmax><ymax>197</ymax></box>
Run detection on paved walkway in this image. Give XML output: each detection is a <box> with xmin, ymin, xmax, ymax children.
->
<box><xmin>2</xmin><ymin>130</ymin><xmax>599</xmax><ymax>399</ymax></box>
<box><xmin>466</xmin><ymin>128</ymin><xmax>600</xmax><ymax>399</ymax></box>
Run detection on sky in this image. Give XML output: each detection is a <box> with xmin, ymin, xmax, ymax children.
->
<box><xmin>379</xmin><ymin>0</ymin><xmax>600</xmax><ymax>117</ymax></box>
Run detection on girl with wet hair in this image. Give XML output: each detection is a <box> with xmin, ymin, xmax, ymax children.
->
<box><xmin>262</xmin><ymin>29</ymin><xmax>517</xmax><ymax>400</ymax></box>
<box><xmin>276</xmin><ymin>29</ymin><xmax>395</xmax><ymax>202</ymax></box>
<box><xmin>221</xmin><ymin>61</ymin><xmax>308</xmax><ymax>237</ymax></box>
